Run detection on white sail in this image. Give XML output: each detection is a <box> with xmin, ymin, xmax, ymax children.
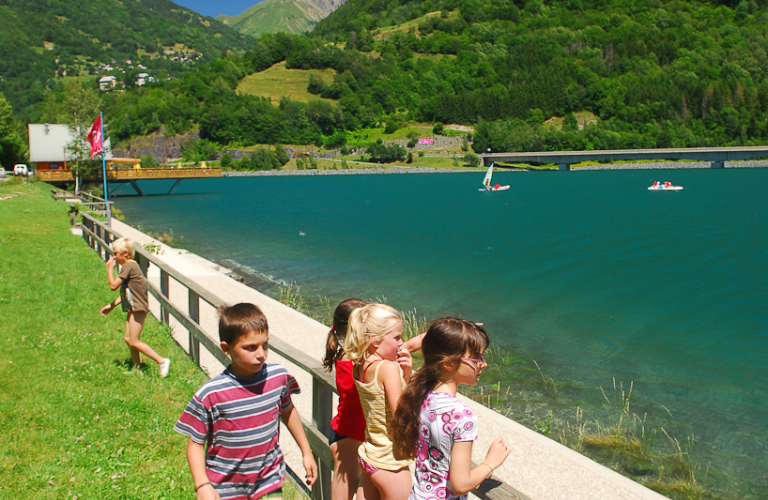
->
<box><xmin>482</xmin><ymin>163</ymin><xmax>494</xmax><ymax>188</ymax></box>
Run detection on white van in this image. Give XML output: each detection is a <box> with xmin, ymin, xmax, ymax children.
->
<box><xmin>13</xmin><ymin>164</ymin><xmax>28</xmax><ymax>176</ymax></box>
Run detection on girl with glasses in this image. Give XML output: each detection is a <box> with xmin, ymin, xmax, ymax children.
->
<box><xmin>392</xmin><ymin>317</ymin><xmax>511</xmax><ymax>500</ymax></box>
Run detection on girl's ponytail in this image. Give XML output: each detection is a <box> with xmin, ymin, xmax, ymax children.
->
<box><xmin>323</xmin><ymin>298</ymin><xmax>367</xmax><ymax>371</ymax></box>
<box><xmin>392</xmin><ymin>317</ymin><xmax>489</xmax><ymax>459</ymax></box>
<box><xmin>392</xmin><ymin>361</ymin><xmax>441</xmax><ymax>459</ymax></box>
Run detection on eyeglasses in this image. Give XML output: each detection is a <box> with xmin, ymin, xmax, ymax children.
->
<box><xmin>460</xmin><ymin>354</ymin><xmax>486</xmax><ymax>365</ymax></box>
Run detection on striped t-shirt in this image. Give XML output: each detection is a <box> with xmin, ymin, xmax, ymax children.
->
<box><xmin>174</xmin><ymin>363</ymin><xmax>300</xmax><ymax>500</ymax></box>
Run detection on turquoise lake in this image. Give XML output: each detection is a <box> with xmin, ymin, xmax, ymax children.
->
<box><xmin>113</xmin><ymin>168</ymin><xmax>767</xmax><ymax>485</ymax></box>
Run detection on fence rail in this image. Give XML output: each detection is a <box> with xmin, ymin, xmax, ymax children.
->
<box><xmin>78</xmin><ymin>211</ymin><xmax>529</xmax><ymax>500</ymax></box>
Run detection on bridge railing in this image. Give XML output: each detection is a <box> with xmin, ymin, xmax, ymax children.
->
<box><xmin>77</xmin><ymin>211</ymin><xmax>530</xmax><ymax>500</ymax></box>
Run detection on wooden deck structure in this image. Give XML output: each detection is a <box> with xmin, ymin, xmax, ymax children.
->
<box><xmin>38</xmin><ymin>164</ymin><xmax>222</xmax><ymax>196</ymax></box>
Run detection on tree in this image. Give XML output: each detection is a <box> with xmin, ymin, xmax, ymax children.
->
<box><xmin>42</xmin><ymin>82</ymin><xmax>103</xmax><ymax>191</ymax></box>
<box><xmin>0</xmin><ymin>93</ymin><xmax>26</xmax><ymax>169</ymax></box>
<box><xmin>324</xmin><ymin>131</ymin><xmax>347</xmax><ymax>150</ymax></box>
<box><xmin>273</xmin><ymin>146</ymin><xmax>289</xmax><ymax>167</ymax></box>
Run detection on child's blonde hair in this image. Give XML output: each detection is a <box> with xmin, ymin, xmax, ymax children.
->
<box><xmin>343</xmin><ymin>303</ymin><xmax>401</xmax><ymax>364</ymax></box>
<box><xmin>111</xmin><ymin>237</ymin><xmax>135</xmax><ymax>258</ymax></box>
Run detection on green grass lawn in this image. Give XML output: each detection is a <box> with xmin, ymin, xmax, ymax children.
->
<box><xmin>0</xmin><ymin>179</ymin><xmax>307</xmax><ymax>500</ymax></box>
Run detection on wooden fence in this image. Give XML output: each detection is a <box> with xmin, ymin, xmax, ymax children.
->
<box><xmin>78</xmin><ymin>211</ymin><xmax>530</xmax><ymax>500</ymax></box>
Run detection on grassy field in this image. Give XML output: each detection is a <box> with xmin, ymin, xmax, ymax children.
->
<box><xmin>237</xmin><ymin>62</ymin><xmax>337</xmax><ymax>105</ymax></box>
<box><xmin>0</xmin><ymin>179</ymin><xmax>307</xmax><ymax>500</ymax></box>
<box><xmin>371</xmin><ymin>10</ymin><xmax>461</xmax><ymax>40</ymax></box>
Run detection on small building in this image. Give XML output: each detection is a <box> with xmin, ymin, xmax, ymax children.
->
<box><xmin>99</xmin><ymin>75</ymin><xmax>117</xmax><ymax>90</ymax></box>
<box><xmin>28</xmin><ymin>124</ymin><xmax>113</xmax><ymax>178</ymax></box>
<box><xmin>135</xmin><ymin>72</ymin><xmax>151</xmax><ymax>86</ymax></box>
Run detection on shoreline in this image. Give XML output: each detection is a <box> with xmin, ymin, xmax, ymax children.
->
<box><xmin>222</xmin><ymin>160</ymin><xmax>768</xmax><ymax>176</ymax></box>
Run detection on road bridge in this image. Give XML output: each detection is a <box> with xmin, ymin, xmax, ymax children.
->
<box><xmin>482</xmin><ymin>146</ymin><xmax>768</xmax><ymax>170</ymax></box>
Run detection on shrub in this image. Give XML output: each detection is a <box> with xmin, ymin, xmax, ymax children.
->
<box><xmin>307</xmin><ymin>73</ymin><xmax>324</xmax><ymax>95</ymax></box>
<box><xmin>220</xmin><ymin>153</ymin><xmax>233</xmax><ymax>168</ymax></box>
<box><xmin>385</xmin><ymin>120</ymin><xmax>400</xmax><ymax>134</ymax></box>
<box><xmin>140</xmin><ymin>153</ymin><xmax>159</xmax><ymax>168</ymax></box>
<box><xmin>463</xmin><ymin>153</ymin><xmax>480</xmax><ymax>166</ymax></box>
<box><xmin>366</xmin><ymin>142</ymin><xmax>406</xmax><ymax>163</ymax></box>
<box><xmin>433</xmin><ymin>123</ymin><xmax>445</xmax><ymax>135</ymax></box>
<box><xmin>273</xmin><ymin>146</ymin><xmax>289</xmax><ymax>167</ymax></box>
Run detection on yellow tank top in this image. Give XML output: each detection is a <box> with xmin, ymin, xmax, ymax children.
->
<box><xmin>355</xmin><ymin>360</ymin><xmax>412</xmax><ymax>471</ymax></box>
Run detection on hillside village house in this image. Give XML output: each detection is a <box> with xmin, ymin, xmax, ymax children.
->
<box><xmin>135</xmin><ymin>73</ymin><xmax>154</xmax><ymax>86</ymax></box>
<box><xmin>99</xmin><ymin>75</ymin><xmax>116</xmax><ymax>90</ymax></box>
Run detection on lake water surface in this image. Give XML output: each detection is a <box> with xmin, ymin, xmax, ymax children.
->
<box><xmin>114</xmin><ymin>168</ymin><xmax>768</xmax><ymax>486</ymax></box>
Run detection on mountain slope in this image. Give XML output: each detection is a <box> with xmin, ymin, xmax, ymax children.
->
<box><xmin>0</xmin><ymin>0</ymin><xmax>253</xmax><ymax>114</ymax></box>
<box><xmin>217</xmin><ymin>0</ymin><xmax>345</xmax><ymax>36</ymax></box>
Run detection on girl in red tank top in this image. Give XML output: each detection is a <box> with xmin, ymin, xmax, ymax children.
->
<box><xmin>323</xmin><ymin>299</ymin><xmax>368</xmax><ymax>500</ymax></box>
<box><xmin>323</xmin><ymin>299</ymin><xmax>427</xmax><ymax>500</ymax></box>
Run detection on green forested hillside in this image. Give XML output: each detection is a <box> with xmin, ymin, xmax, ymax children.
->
<box><xmin>311</xmin><ymin>0</ymin><xmax>768</xmax><ymax>151</ymax></box>
<box><xmin>94</xmin><ymin>0</ymin><xmax>768</xmax><ymax>157</ymax></box>
<box><xmin>9</xmin><ymin>0</ymin><xmax>768</xmax><ymax>163</ymax></box>
<box><xmin>0</xmin><ymin>0</ymin><xmax>253</xmax><ymax>116</ymax></box>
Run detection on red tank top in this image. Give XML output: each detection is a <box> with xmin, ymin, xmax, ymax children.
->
<box><xmin>331</xmin><ymin>359</ymin><xmax>366</xmax><ymax>442</ymax></box>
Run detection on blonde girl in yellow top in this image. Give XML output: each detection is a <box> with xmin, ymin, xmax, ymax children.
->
<box><xmin>343</xmin><ymin>303</ymin><xmax>413</xmax><ymax>500</ymax></box>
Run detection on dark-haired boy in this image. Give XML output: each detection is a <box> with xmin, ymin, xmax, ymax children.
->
<box><xmin>174</xmin><ymin>303</ymin><xmax>317</xmax><ymax>500</ymax></box>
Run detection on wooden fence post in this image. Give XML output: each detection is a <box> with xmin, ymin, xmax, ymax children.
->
<box><xmin>188</xmin><ymin>290</ymin><xmax>200</xmax><ymax>363</ymax></box>
<box><xmin>160</xmin><ymin>270</ymin><xmax>169</xmax><ymax>325</ymax></box>
<box><xmin>98</xmin><ymin>225</ymin><xmax>105</xmax><ymax>259</ymax></box>
<box><xmin>138</xmin><ymin>254</ymin><xmax>149</xmax><ymax>277</ymax></box>
<box><xmin>82</xmin><ymin>218</ymin><xmax>90</xmax><ymax>247</ymax></box>
<box><xmin>312</xmin><ymin>377</ymin><xmax>333</xmax><ymax>500</ymax></box>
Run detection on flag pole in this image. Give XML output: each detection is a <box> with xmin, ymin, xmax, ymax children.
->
<box><xmin>100</xmin><ymin>111</ymin><xmax>111</xmax><ymax>225</ymax></box>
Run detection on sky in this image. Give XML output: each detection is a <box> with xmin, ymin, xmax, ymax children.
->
<box><xmin>173</xmin><ymin>0</ymin><xmax>262</xmax><ymax>18</ymax></box>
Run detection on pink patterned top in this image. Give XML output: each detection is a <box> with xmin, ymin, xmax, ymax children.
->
<box><xmin>410</xmin><ymin>391</ymin><xmax>478</xmax><ymax>500</ymax></box>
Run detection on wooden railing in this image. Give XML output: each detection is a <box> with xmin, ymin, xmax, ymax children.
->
<box><xmin>107</xmin><ymin>167</ymin><xmax>222</xmax><ymax>180</ymax></box>
<box><xmin>38</xmin><ymin>170</ymin><xmax>75</xmax><ymax>182</ymax></box>
<box><xmin>38</xmin><ymin>166</ymin><xmax>222</xmax><ymax>183</ymax></box>
<box><xmin>78</xmin><ymin>211</ymin><xmax>530</xmax><ymax>500</ymax></box>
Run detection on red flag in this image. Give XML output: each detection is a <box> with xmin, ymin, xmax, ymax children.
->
<box><xmin>86</xmin><ymin>115</ymin><xmax>103</xmax><ymax>158</ymax></box>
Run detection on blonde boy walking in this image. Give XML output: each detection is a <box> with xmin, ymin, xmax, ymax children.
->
<box><xmin>100</xmin><ymin>237</ymin><xmax>171</xmax><ymax>377</ymax></box>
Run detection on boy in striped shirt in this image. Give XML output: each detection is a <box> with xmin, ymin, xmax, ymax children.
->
<box><xmin>174</xmin><ymin>303</ymin><xmax>317</xmax><ymax>500</ymax></box>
